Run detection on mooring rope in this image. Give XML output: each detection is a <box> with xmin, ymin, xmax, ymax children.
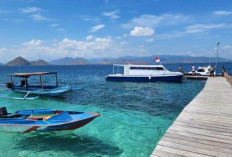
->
<box><xmin>101</xmin><ymin>114</ymin><xmax>157</xmax><ymax>129</ymax></box>
<box><xmin>100</xmin><ymin>114</ymin><xmax>163</xmax><ymax>144</ymax></box>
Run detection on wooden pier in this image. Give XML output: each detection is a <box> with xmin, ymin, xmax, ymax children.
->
<box><xmin>184</xmin><ymin>75</ymin><xmax>208</xmax><ymax>80</ymax></box>
<box><xmin>151</xmin><ymin>77</ymin><xmax>232</xmax><ymax>157</ymax></box>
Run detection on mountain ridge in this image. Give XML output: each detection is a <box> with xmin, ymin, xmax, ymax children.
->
<box><xmin>4</xmin><ymin>55</ymin><xmax>232</xmax><ymax>66</ymax></box>
<box><xmin>6</xmin><ymin>57</ymin><xmax>49</xmax><ymax>66</ymax></box>
<box><xmin>51</xmin><ymin>55</ymin><xmax>231</xmax><ymax>65</ymax></box>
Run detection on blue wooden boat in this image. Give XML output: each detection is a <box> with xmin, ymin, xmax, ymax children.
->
<box><xmin>6</xmin><ymin>72</ymin><xmax>82</xmax><ymax>97</ymax></box>
<box><xmin>0</xmin><ymin>107</ymin><xmax>100</xmax><ymax>133</ymax></box>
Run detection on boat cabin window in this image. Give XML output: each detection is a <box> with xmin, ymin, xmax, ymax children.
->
<box><xmin>197</xmin><ymin>69</ymin><xmax>205</xmax><ymax>72</ymax></box>
<box><xmin>129</xmin><ymin>67</ymin><xmax>164</xmax><ymax>70</ymax></box>
<box><xmin>156</xmin><ymin>67</ymin><xmax>164</xmax><ymax>70</ymax></box>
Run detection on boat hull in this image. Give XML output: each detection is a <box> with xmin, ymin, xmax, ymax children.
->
<box><xmin>0</xmin><ymin>109</ymin><xmax>100</xmax><ymax>133</ymax></box>
<box><xmin>106</xmin><ymin>75</ymin><xmax>183</xmax><ymax>82</ymax></box>
<box><xmin>12</xmin><ymin>86</ymin><xmax>71</xmax><ymax>96</ymax></box>
<box><xmin>0</xmin><ymin>117</ymin><xmax>97</xmax><ymax>133</ymax></box>
<box><xmin>13</xmin><ymin>89</ymin><xmax>69</xmax><ymax>96</ymax></box>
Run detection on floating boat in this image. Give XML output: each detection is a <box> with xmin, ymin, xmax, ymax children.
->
<box><xmin>5</xmin><ymin>72</ymin><xmax>81</xmax><ymax>97</ymax></box>
<box><xmin>188</xmin><ymin>65</ymin><xmax>212</xmax><ymax>76</ymax></box>
<box><xmin>0</xmin><ymin>107</ymin><xmax>100</xmax><ymax>133</ymax></box>
<box><xmin>106</xmin><ymin>64</ymin><xmax>183</xmax><ymax>82</ymax></box>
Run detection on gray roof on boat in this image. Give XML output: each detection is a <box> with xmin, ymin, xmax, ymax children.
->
<box><xmin>7</xmin><ymin>72</ymin><xmax>57</xmax><ymax>78</ymax></box>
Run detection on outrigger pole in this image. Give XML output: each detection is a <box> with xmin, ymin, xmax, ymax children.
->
<box><xmin>0</xmin><ymin>91</ymin><xmax>39</xmax><ymax>100</ymax></box>
<box><xmin>10</xmin><ymin>76</ymin><xmax>14</xmax><ymax>90</ymax></box>
<box><xmin>40</xmin><ymin>75</ymin><xmax>43</xmax><ymax>89</ymax></box>
<box><xmin>55</xmin><ymin>73</ymin><xmax>58</xmax><ymax>87</ymax></box>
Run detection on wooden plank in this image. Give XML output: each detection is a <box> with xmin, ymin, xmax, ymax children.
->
<box><xmin>173</xmin><ymin>121</ymin><xmax>232</xmax><ymax>134</ymax></box>
<box><xmin>165</xmin><ymin>132</ymin><xmax>232</xmax><ymax>149</ymax></box>
<box><xmin>151</xmin><ymin>150</ymin><xmax>185</xmax><ymax>157</ymax></box>
<box><xmin>152</xmin><ymin>77</ymin><xmax>232</xmax><ymax>156</ymax></box>
<box><xmin>169</xmin><ymin>125</ymin><xmax>232</xmax><ymax>139</ymax></box>
<box><xmin>161</xmin><ymin>136</ymin><xmax>232</xmax><ymax>154</ymax></box>
<box><xmin>158</xmin><ymin>140</ymin><xmax>230</xmax><ymax>157</ymax></box>
<box><xmin>167</xmin><ymin>129</ymin><xmax>232</xmax><ymax>145</ymax></box>
<box><xmin>153</xmin><ymin>145</ymin><xmax>211</xmax><ymax>157</ymax></box>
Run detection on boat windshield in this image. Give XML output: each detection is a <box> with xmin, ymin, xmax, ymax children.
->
<box><xmin>130</xmin><ymin>67</ymin><xmax>164</xmax><ymax>70</ymax></box>
<box><xmin>197</xmin><ymin>69</ymin><xmax>205</xmax><ymax>72</ymax></box>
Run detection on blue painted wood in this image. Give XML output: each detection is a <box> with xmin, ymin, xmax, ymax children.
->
<box><xmin>0</xmin><ymin>109</ymin><xmax>100</xmax><ymax>133</ymax></box>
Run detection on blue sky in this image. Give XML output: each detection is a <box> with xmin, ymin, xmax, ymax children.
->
<box><xmin>0</xmin><ymin>0</ymin><xmax>232</xmax><ymax>62</ymax></box>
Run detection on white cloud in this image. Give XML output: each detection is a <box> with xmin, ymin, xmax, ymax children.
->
<box><xmin>120</xmin><ymin>41</ymin><xmax>128</xmax><ymax>46</ymax></box>
<box><xmin>123</xmin><ymin>33</ymin><xmax>127</xmax><ymax>37</ymax></box>
<box><xmin>146</xmin><ymin>38</ymin><xmax>153</xmax><ymax>42</ymax></box>
<box><xmin>157</xmin><ymin>23</ymin><xmax>226</xmax><ymax>39</ymax></box>
<box><xmin>103</xmin><ymin>10</ymin><xmax>119</xmax><ymax>19</ymax></box>
<box><xmin>2</xmin><ymin>18</ymin><xmax>24</xmax><ymax>23</ymax></box>
<box><xmin>223</xmin><ymin>45</ymin><xmax>232</xmax><ymax>50</ymax></box>
<box><xmin>82</xmin><ymin>17</ymin><xmax>101</xmax><ymax>23</ymax></box>
<box><xmin>31</xmin><ymin>14</ymin><xmax>49</xmax><ymax>21</ymax></box>
<box><xmin>86</xmin><ymin>35</ymin><xmax>93</xmax><ymax>40</ymax></box>
<box><xmin>214</xmin><ymin>10</ymin><xmax>232</xmax><ymax>15</ymax></box>
<box><xmin>185</xmin><ymin>23</ymin><xmax>225</xmax><ymax>34</ymax></box>
<box><xmin>84</xmin><ymin>18</ymin><xmax>91</xmax><ymax>21</ymax></box>
<box><xmin>0</xmin><ymin>37</ymin><xmax>119</xmax><ymax>63</ymax></box>
<box><xmin>57</xmin><ymin>28</ymin><xmax>65</xmax><ymax>32</ymax></box>
<box><xmin>19</xmin><ymin>7</ymin><xmax>42</xmax><ymax>13</ymax></box>
<box><xmin>130</xmin><ymin>27</ymin><xmax>154</xmax><ymax>36</ymax></box>
<box><xmin>156</xmin><ymin>23</ymin><xmax>227</xmax><ymax>39</ymax></box>
<box><xmin>22</xmin><ymin>40</ymin><xmax>43</xmax><ymax>48</ymax></box>
<box><xmin>50</xmin><ymin>24</ymin><xmax>59</xmax><ymax>27</ymax></box>
<box><xmin>90</xmin><ymin>24</ymin><xmax>105</xmax><ymax>32</ymax></box>
<box><xmin>122</xmin><ymin>14</ymin><xmax>189</xmax><ymax>28</ymax></box>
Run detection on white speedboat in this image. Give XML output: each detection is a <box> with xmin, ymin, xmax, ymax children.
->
<box><xmin>106</xmin><ymin>64</ymin><xmax>183</xmax><ymax>82</ymax></box>
<box><xmin>188</xmin><ymin>65</ymin><xmax>212</xmax><ymax>76</ymax></box>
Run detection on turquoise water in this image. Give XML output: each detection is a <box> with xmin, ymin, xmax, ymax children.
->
<box><xmin>0</xmin><ymin>64</ymin><xmax>207</xmax><ymax>156</ymax></box>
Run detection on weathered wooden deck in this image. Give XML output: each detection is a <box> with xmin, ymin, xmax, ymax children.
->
<box><xmin>184</xmin><ymin>75</ymin><xmax>208</xmax><ymax>80</ymax></box>
<box><xmin>151</xmin><ymin>77</ymin><xmax>232</xmax><ymax>157</ymax></box>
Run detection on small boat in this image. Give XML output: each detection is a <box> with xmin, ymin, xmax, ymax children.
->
<box><xmin>0</xmin><ymin>107</ymin><xmax>100</xmax><ymax>133</ymax></box>
<box><xmin>5</xmin><ymin>72</ymin><xmax>81</xmax><ymax>97</ymax></box>
<box><xmin>188</xmin><ymin>65</ymin><xmax>212</xmax><ymax>76</ymax></box>
<box><xmin>105</xmin><ymin>64</ymin><xmax>183</xmax><ymax>82</ymax></box>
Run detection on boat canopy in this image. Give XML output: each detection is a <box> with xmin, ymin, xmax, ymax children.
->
<box><xmin>7</xmin><ymin>72</ymin><xmax>57</xmax><ymax>78</ymax></box>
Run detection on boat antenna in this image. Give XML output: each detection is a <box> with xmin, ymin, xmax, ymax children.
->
<box><xmin>215</xmin><ymin>42</ymin><xmax>220</xmax><ymax>75</ymax></box>
<box><xmin>209</xmin><ymin>53</ymin><xmax>211</xmax><ymax>66</ymax></box>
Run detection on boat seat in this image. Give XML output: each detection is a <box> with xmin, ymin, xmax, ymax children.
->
<box><xmin>27</xmin><ymin>114</ymin><xmax>57</xmax><ymax>120</ymax></box>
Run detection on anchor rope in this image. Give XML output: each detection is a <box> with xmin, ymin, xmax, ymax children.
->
<box><xmin>101</xmin><ymin>114</ymin><xmax>166</xmax><ymax>130</ymax></box>
<box><xmin>100</xmin><ymin>114</ymin><xmax>163</xmax><ymax>144</ymax></box>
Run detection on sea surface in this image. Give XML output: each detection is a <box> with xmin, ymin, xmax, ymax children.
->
<box><xmin>0</xmin><ymin>63</ymin><xmax>231</xmax><ymax>157</ymax></box>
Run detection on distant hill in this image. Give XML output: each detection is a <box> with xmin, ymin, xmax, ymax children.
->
<box><xmin>6</xmin><ymin>56</ymin><xmax>31</xmax><ymax>66</ymax></box>
<box><xmin>88</xmin><ymin>55</ymin><xmax>232</xmax><ymax>64</ymax></box>
<box><xmin>50</xmin><ymin>55</ymin><xmax>231</xmax><ymax>65</ymax></box>
<box><xmin>6</xmin><ymin>55</ymin><xmax>231</xmax><ymax>66</ymax></box>
<box><xmin>99</xmin><ymin>59</ymin><xmax>112</xmax><ymax>65</ymax></box>
<box><xmin>109</xmin><ymin>55</ymin><xmax>231</xmax><ymax>64</ymax></box>
<box><xmin>30</xmin><ymin>59</ymin><xmax>50</xmax><ymax>65</ymax></box>
<box><xmin>6</xmin><ymin>57</ymin><xmax>50</xmax><ymax>66</ymax></box>
<box><xmin>50</xmin><ymin>57</ymin><xmax>87</xmax><ymax>65</ymax></box>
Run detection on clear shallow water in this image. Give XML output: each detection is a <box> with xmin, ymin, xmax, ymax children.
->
<box><xmin>0</xmin><ymin>63</ymin><xmax>223</xmax><ymax>157</ymax></box>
